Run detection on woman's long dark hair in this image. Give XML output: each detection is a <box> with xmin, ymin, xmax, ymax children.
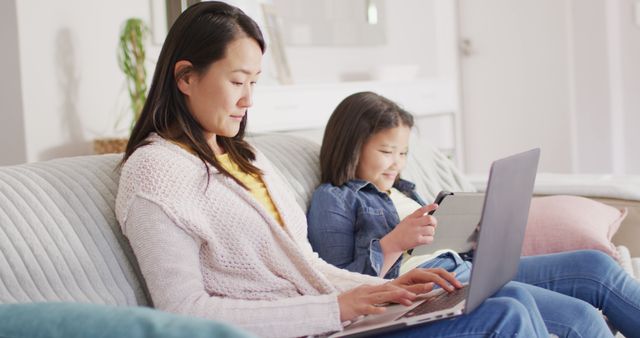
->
<box><xmin>122</xmin><ymin>1</ymin><xmax>265</xmax><ymax>187</ymax></box>
<box><xmin>320</xmin><ymin>91</ymin><xmax>414</xmax><ymax>186</ymax></box>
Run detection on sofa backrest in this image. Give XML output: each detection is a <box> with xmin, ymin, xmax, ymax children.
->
<box><xmin>0</xmin><ymin>133</ymin><xmax>473</xmax><ymax>306</ymax></box>
<box><xmin>0</xmin><ymin>154</ymin><xmax>149</xmax><ymax>306</ymax></box>
<box><xmin>401</xmin><ymin>133</ymin><xmax>476</xmax><ymax>201</ymax></box>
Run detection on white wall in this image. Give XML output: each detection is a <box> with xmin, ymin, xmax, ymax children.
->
<box><xmin>571</xmin><ymin>0</ymin><xmax>640</xmax><ymax>174</ymax></box>
<box><xmin>285</xmin><ymin>0</ymin><xmax>438</xmax><ymax>84</ymax></box>
<box><xmin>460</xmin><ymin>0</ymin><xmax>640</xmax><ymax>175</ymax></box>
<box><xmin>0</xmin><ymin>0</ymin><xmax>27</xmax><ymax>165</ymax></box>
<box><xmin>14</xmin><ymin>0</ymin><xmax>159</xmax><ymax>162</ymax></box>
<box><xmin>619</xmin><ymin>0</ymin><xmax>640</xmax><ymax>173</ymax></box>
<box><xmin>571</xmin><ymin>0</ymin><xmax>614</xmax><ymax>173</ymax></box>
<box><xmin>4</xmin><ymin>0</ymin><xmax>637</xmax><ymax>174</ymax></box>
<box><xmin>459</xmin><ymin>0</ymin><xmax>574</xmax><ymax>174</ymax></box>
<box><xmin>5</xmin><ymin>0</ymin><xmax>451</xmax><ymax>164</ymax></box>
<box><xmin>553</xmin><ymin>0</ymin><xmax>639</xmax><ymax>174</ymax></box>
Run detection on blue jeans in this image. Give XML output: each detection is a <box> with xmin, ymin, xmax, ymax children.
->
<box><xmin>379</xmin><ymin>282</ymin><xmax>549</xmax><ymax>337</ymax></box>
<box><xmin>416</xmin><ymin>250</ymin><xmax>640</xmax><ymax>338</ymax></box>
<box><xmin>516</xmin><ymin>250</ymin><xmax>640</xmax><ymax>338</ymax></box>
<box><xmin>417</xmin><ymin>251</ymin><xmax>473</xmax><ymax>285</ymax></box>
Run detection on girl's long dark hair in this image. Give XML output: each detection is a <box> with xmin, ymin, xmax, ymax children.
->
<box><xmin>122</xmin><ymin>1</ymin><xmax>266</xmax><ymax>187</ymax></box>
<box><xmin>320</xmin><ymin>91</ymin><xmax>414</xmax><ymax>186</ymax></box>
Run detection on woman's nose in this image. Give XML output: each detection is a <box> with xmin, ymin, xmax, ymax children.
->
<box><xmin>239</xmin><ymin>86</ymin><xmax>253</xmax><ymax>108</ymax></box>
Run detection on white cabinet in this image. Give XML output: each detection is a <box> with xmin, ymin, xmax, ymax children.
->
<box><xmin>248</xmin><ymin>78</ymin><xmax>462</xmax><ymax>165</ymax></box>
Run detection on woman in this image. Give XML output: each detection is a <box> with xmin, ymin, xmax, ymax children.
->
<box><xmin>307</xmin><ymin>91</ymin><xmax>640</xmax><ymax>338</ymax></box>
<box><xmin>116</xmin><ymin>2</ymin><xmax>552</xmax><ymax>337</ymax></box>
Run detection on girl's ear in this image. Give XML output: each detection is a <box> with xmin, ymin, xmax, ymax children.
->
<box><xmin>175</xmin><ymin>60</ymin><xmax>194</xmax><ymax>96</ymax></box>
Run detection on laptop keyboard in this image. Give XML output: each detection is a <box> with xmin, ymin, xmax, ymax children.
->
<box><xmin>399</xmin><ymin>285</ymin><xmax>469</xmax><ymax>319</ymax></box>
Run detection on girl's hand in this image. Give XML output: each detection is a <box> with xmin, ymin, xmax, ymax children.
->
<box><xmin>380</xmin><ymin>204</ymin><xmax>439</xmax><ymax>254</ymax></box>
<box><xmin>337</xmin><ymin>283</ymin><xmax>417</xmax><ymax>322</ymax></box>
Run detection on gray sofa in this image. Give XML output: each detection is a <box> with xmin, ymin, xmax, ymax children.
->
<box><xmin>0</xmin><ymin>133</ymin><xmax>638</xmax><ymax>334</ymax></box>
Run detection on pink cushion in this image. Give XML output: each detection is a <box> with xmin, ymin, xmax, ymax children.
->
<box><xmin>522</xmin><ymin>195</ymin><xmax>627</xmax><ymax>260</ymax></box>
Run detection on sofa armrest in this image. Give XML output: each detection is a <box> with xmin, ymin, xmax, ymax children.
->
<box><xmin>468</xmin><ymin>173</ymin><xmax>640</xmax><ymax>201</ymax></box>
<box><xmin>0</xmin><ymin>303</ymin><xmax>255</xmax><ymax>338</ymax></box>
<box><xmin>592</xmin><ymin>197</ymin><xmax>640</xmax><ymax>257</ymax></box>
<box><xmin>467</xmin><ymin>173</ymin><xmax>640</xmax><ymax>257</ymax></box>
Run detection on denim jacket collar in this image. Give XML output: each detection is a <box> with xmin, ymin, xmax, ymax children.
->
<box><xmin>344</xmin><ymin>178</ymin><xmax>416</xmax><ymax>195</ymax></box>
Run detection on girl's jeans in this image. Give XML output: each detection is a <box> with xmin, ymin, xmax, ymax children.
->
<box><xmin>411</xmin><ymin>249</ymin><xmax>640</xmax><ymax>337</ymax></box>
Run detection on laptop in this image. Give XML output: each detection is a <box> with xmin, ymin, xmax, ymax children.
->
<box><xmin>329</xmin><ymin>148</ymin><xmax>540</xmax><ymax>338</ymax></box>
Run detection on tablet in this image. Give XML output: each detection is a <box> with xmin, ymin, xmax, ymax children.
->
<box><xmin>412</xmin><ymin>191</ymin><xmax>485</xmax><ymax>254</ymax></box>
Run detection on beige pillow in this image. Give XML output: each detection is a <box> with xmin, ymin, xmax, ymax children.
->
<box><xmin>522</xmin><ymin>195</ymin><xmax>627</xmax><ymax>260</ymax></box>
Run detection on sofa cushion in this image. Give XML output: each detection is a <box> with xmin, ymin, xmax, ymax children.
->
<box><xmin>402</xmin><ymin>133</ymin><xmax>476</xmax><ymax>201</ymax></box>
<box><xmin>0</xmin><ymin>154</ymin><xmax>148</xmax><ymax>306</ymax></box>
<box><xmin>0</xmin><ymin>302</ymin><xmax>254</xmax><ymax>338</ymax></box>
<box><xmin>522</xmin><ymin>195</ymin><xmax>627</xmax><ymax>259</ymax></box>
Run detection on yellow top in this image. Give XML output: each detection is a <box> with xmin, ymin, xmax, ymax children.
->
<box><xmin>216</xmin><ymin>153</ymin><xmax>285</xmax><ymax>227</ymax></box>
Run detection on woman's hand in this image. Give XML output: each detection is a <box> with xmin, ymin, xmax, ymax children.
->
<box><xmin>338</xmin><ymin>268</ymin><xmax>463</xmax><ymax>322</ymax></box>
<box><xmin>389</xmin><ymin>267</ymin><xmax>463</xmax><ymax>294</ymax></box>
<box><xmin>380</xmin><ymin>204</ymin><xmax>439</xmax><ymax>254</ymax></box>
<box><xmin>338</xmin><ymin>283</ymin><xmax>417</xmax><ymax>322</ymax></box>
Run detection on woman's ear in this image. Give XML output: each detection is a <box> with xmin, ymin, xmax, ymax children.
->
<box><xmin>175</xmin><ymin>60</ymin><xmax>194</xmax><ymax>96</ymax></box>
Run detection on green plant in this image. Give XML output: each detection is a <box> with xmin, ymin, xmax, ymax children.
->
<box><xmin>118</xmin><ymin>18</ymin><xmax>148</xmax><ymax>133</ymax></box>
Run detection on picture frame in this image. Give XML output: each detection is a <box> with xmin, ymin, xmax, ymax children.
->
<box><xmin>261</xmin><ymin>3</ymin><xmax>293</xmax><ymax>85</ymax></box>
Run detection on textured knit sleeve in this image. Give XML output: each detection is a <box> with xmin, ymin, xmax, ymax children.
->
<box><xmin>304</xmin><ymin>244</ymin><xmax>387</xmax><ymax>291</ymax></box>
<box><xmin>282</xmin><ymin>197</ymin><xmax>386</xmax><ymax>291</ymax></box>
<box><xmin>124</xmin><ymin>197</ymin><xmax>343</xmax><ymax>338</ymax></box>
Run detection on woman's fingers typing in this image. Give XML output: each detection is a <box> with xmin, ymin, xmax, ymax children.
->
<box><xmin>338</xmin><ymin>284</ymin><xmax>418</xmax><ymax>321</ymax></box>
<box><xmin>368</xmin><ymin>284</ymin><xmax>416</xmax><ymax>306</ymax></box>
<box><xmin>392</xmin><ymin>268</ymin><xmax>463</xmax><ymax>293</ymax></box>
<box><xmin>399</xmin><ymin>282</ymin><xmax>436</xmax><ymax>295</ymax></box>
<box><xmin>339</xmin><ymin>268</ymin><xmax>464</xmax><ymax>322</ymax></box>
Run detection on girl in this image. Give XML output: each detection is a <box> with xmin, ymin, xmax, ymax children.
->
<box><xmin>116</xmin><ymin>2</ymin><xmax>550</xmax><ymax>337</ymax></box>
<box><xmin>307</xmin><ymin>91</ymin><xmax>640</xmax><ymax>338</ymax></box>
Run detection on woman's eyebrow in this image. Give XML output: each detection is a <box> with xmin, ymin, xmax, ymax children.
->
<box><xmin>231</xmin><ymin>68</ymin><xmax>262</xmax><ymax>75</ymax></box>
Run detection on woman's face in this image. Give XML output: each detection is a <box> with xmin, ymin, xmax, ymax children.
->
<box><xmin>355</xmin><ymin>125</ymin><xmax>411</xmax><ymax>192</ymax></box>
<box><xmin>178</xmin><ymin>37</ymin><xmax>262</xmax><ymax>150</ymax></box>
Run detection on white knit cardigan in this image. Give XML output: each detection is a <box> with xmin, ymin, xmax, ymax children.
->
<box><xmin>115</xmin><ymin>134</ymin><xmax>383</xmax><ymax>337</ymax></box>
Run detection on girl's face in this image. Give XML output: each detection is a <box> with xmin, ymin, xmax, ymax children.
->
<box><xmin>355</xmin><ymin>125</ymin><xmax>411</xmax><ymax>192</ymax></box>
<box><xmin>178</xmin><ymin>37</ymin><xmax>262</xmax><ymax>151</ymax></box>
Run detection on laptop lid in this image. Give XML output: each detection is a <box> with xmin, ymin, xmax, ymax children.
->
<box><xmin>465</xmin><ymin>148</ymin><xmax>540</xmax><ymax>312</ymax></box>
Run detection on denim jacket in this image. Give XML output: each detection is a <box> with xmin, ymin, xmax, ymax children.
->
<box><xmin>307</xmin><ymin>179</ymin><xmax>425</xmax><ymax>279</ymax></box>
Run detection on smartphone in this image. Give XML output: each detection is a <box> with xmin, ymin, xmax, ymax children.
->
<box><xmin>408</xmin><ymin>190</ymin><xmax>454</xmax><ymax>255</ymax></box>
<box><xmin>428</xmin><ymin>190</ymin><xmax>454</xmax><ymax>215</ymax></box>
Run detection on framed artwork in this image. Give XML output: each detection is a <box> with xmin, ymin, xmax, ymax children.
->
<box><xmin>261</xmin><ymin>3</ymin><xmax>293</xmax><ymax>85</ymax></box>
